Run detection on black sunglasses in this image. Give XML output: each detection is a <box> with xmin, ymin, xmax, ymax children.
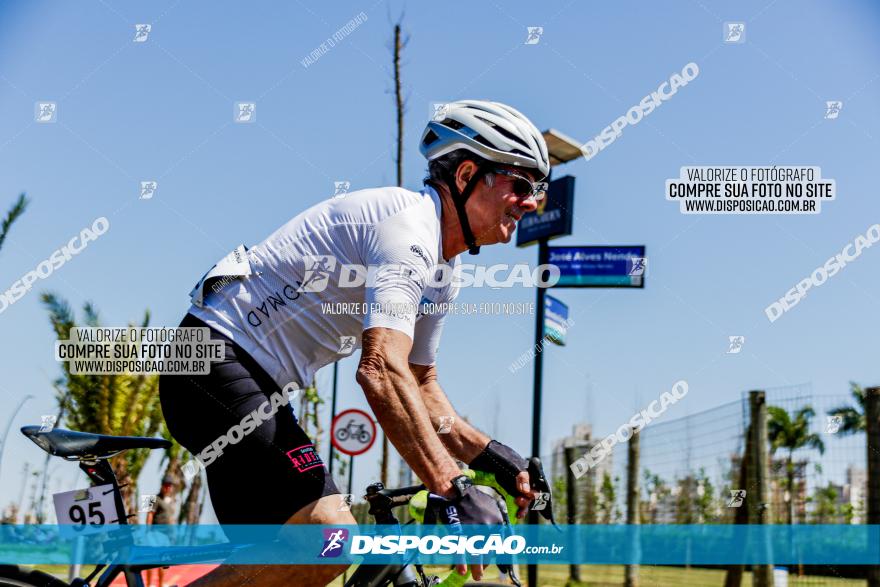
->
<box><xmin>492</xmin><ymin>168</ymin><xmax>548</xmax><ymax>202</ymax></box>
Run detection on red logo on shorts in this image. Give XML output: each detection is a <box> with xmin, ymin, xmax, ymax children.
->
<box><xmin>287</xmin><ymin>444</ymin><xmax>324</xmax><ymax>473</ymax></box>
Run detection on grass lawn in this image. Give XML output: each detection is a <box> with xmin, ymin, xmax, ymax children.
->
<box><xmin>22</xmin><ymin>564</ymin><xmax>867</xmax><ymax>586</ymax></box>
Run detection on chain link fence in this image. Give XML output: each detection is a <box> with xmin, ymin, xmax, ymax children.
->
<box><xmin>549</xmin><ymin>383</ymin><xmax>875</xmax><ymax>586</ymax></box>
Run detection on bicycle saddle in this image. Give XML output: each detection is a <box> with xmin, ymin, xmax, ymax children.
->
<box><xmin>21</xmin><ymin>426</ymin><xmax>171</xmax><ymax>459</ymax></box>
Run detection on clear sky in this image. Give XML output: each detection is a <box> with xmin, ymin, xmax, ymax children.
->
<box><xmin>1</xmin><ymin>0</ymin><xmax>878</xmax><ymax>521</ymax></box>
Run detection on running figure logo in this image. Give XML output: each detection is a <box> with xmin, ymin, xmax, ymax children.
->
<box><xmin>431</xmin><ymin>103</ymin><xmax>449</xmax><ymax>121</ymax></box>
<box><xmin>39</xmin><ymin>415</ymin><xmax>57</xmax><ymax>433</ymax></box>
<box><xmin>133</xmin><ymin>24</ymin><xmax>151</xmax><ymax>42</ymax></box>
<box><xmin>299</xmin><ymin>255</ymin><xmax>337</xmax><ymax>292</ymax></box>
<box><xmin>235</xmin><ymin>102</ymin><xmax>256</xmax><ymax>123</ymax></box>
<box><xmin>629</xmin><ymin>257</ymin><xmax>647</xmax><ymax>276</ymax></box>
<box><xmin>524</xmin><ymin>27</ymin><xmax>543</xmax><ymax>45</ymax></box>
<box><xmin>337</xmin><ymin>494</ymin><xmax>354</xmax><ymax>512</ymax></box>
<box><xmin>727</xmin><ymin>336</ymin><xmax>745</xmax><ymax>354</ymax></box>
<box><xmin>139</xmin><ymin>495</ymin><xmax>158</xmax><ymax>513</ymax></box>
<box><xmin>727</xmin><ymin>489</ymin><xmax>746</xmax><ymax>508</ymax></box>
<box><xmin>319</xmin><ymin>528</ymin><xmax>349</xmax><ymax>558</ymax></box>
<box><xmin>338</xmin><ymin>335</ymin><xmax>356</xmax><ymax>355</ymax></box>
<box><xmin>826</xmin><ymin>415</ymin><xmax>842</xmax><ymax>434</ymax></box>
<box><xmin>437</xmin><ymin>416</ymin><xmax>455</xmax><ymax>434</ymax></box>
<box><xmin>140</xmin><ymin>181</ymin><xmax>158</xmax><ymax>200</ymax></box>
<box><xmin>825</xmin><ymin>101</ymin><xmax>843</xmax><ymax>120</ymax></box>
<box><xmin>724</xmin><ymin>22</ymin><xmax>745</xmax><ymax>43</ymax></box>
<box><xmin>333</xmin><ymin>181</ymin><xmax>351</xmax><ymax>197</ymax></box>
<box><xmin>35</xmin><ymin>102</ymin><xmax>57</xmax><ymax>123</ymax></box>
<box><xmin>531</xmin><ymin>492</ymin><xmax>550</xmax><ymax>511</ymax></box>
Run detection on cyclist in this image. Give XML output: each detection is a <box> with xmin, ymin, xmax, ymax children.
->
<box><xmin>159</xmin><ymin>99</ymin><xmax>550</xmax><ymax>586</ymax></box>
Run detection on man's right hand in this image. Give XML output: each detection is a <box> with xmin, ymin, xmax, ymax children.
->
<box><xmin>424</xmin><ymin>474</ymin><xmax>508</xmax><ymax>581</ymax></box>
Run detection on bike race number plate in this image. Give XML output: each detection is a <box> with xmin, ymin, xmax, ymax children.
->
<box><xmin>330</xmin><ymin>408</ymin><xmax>377</xmax><ymax>456</ymax></box>
<box><xmin>53</xmin><ymin>483</ymin><xmax>120</xmax><ymax>535</ymax></box>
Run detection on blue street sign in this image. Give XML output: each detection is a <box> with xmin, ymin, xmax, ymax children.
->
<box><xmin>544</xmin><ymin>295</ymin><xmax>569</xmax><ymax>346</ymax></box>
<box><xmin>549</xmin><ymin>246</ymin><xmax>646</xmax><ymax>288</ymax></box>
<box><xmin>516</xmin><ymin>176</ymin><xmax>575</xmax><ymax>247</ymax></box>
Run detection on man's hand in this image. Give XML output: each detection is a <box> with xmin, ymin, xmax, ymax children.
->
<box><xmin>469</xmin><ymin>440</ymin><xmax>537</xmax><ymax>519</ymax></box>
<box><xmin>425</xmin><ymin>475</ymin><xmax>508</xmax><ymax>581</ymax></box>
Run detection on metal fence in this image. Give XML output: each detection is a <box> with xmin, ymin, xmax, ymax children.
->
<box><xmin>549</xmin><ymin>383</ymin><xmax>875</xmax><ymax>586</ymax></box>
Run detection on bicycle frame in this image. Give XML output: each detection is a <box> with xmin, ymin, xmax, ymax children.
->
<box><xmin>68</xmin><ymin>458</ymin><xmax>151</xmax><ymax>587</ymax></box>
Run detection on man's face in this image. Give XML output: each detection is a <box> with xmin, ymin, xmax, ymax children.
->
<box><xmin>459</xmin><ymin>162</ymin><xmax>540</xmax><ymax>246</ymax></box>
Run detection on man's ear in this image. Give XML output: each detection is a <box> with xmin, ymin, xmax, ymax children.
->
<box><xmin>454</xmin><ymin>160</ymin><xmax>477</xmax><ymax>193</ymax></box>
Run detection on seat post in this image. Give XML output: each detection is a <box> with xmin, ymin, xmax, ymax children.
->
<box><xmin>79</xmin><ymin>459</ymin><xmax>129</xmax><ymax>525</ymax></box>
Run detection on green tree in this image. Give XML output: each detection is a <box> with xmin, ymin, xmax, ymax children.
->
<box><xmin>641</xmin><ymin>470</ymin><xmax>670</xmax><ymax>524</ymax></box>
<box><xmin>42</xmin><ymin>293</ymin><xmax>168</xmax><ymax>515</ymax></box>
<box><xmin>297</xmin><ymin>383</ymin><xmax>324</xmax><ymax>454</ymax></box>
<box><xmin>597</xmin><ymin>472</ymin><xmax>619</xmax><ymax>524</ymax></box>
<box><xmin>0</xmin><ymin>193</ymin><xmax>28</xmax><ymax>251</ymax></box>
<box><xmin>809</xmin><ymin>483</ymin><xmax>840</xmax><ymax>524</ymax></box>
<box><xmin>694</xmin><ymin>468</ymin><xmax>716</xmax><ymax>522</ymax></box>
<box><xmin>767</xmin><ymin>405</ymin><xmax>825</xmax><ymax>525</ymax></box>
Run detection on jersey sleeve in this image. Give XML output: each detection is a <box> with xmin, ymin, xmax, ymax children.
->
<box><xmin>361</xmin><ymin>207</ymin><xmax>436</xmax><ymax>339</ymax></box>
<box><xmin>408</xmin><ymin>307</ymin><xmax>446</xmax><ymax>365</ymax></box>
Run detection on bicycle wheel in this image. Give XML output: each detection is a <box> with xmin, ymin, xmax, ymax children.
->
<box><xmin>0</xmin><ymin>565</ymin><xmax>69</xmax><ymax>586</ymax></box>
<box><xmin>336</xmin><ymin>429</ymin><xmax>350</xmax><ymax>441</ymax></box>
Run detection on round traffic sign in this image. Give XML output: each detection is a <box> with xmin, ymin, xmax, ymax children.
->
<box><xmin>331</xmin><ymin>409</ymin><xmax>376</xmax><ymax>456</ymax></box>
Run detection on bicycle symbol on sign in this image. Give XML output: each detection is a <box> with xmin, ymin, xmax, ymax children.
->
<box><xmin>335</xmin><ymin>419</ymin><xmax>372</xmax><ymax>444</ymax></box>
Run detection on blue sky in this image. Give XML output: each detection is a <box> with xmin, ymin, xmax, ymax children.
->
<box><xmin>0</xmin><ymin>0</ymin><xmax>878</xmax><ymax>521</ymax></box>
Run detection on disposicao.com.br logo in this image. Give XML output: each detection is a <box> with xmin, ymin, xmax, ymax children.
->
<box><xmin>318</xmin><ymin>530</ymin><xmax>563</xmax><ymax>557</ymax></box>
<box><xmin>350</xmin><ymin>534</ymin><xmax>527</xmax><ymax>555</ymax></box>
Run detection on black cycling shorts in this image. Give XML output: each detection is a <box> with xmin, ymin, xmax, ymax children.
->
<box><xmin>159</xmin><ymin>313</ymin><xmax>339</xmax><ymax>525</ymax></box>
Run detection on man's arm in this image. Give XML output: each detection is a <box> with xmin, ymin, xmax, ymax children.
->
<box><xmin>356</xmin><ymin>327</ymin><xmax>462</xmax><ymax>497</ymax></box>
<box><xmin>409</xmin><ymin>363</ymin><xmax>489</xmax><ymax>463</ymax></box>
<box><xmin>409</xmin><ymin>363</ymin><xmax>537</xmax><ymax>518</ymax></box>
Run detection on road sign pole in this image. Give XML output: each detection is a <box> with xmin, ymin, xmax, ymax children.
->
<box><xmin>347</xmin><ymin>455</ymin><xmax>354</xmax><ymax>496</ymax></box>
<box><xmin>329</xmin><ymin>362</ymin><xmax>339</xmax><ymax>476</ymax></box>
<box><xmin>528</xmin><ymin>236</ymin><xmax>549</xmax><ymax>587</ymax></box>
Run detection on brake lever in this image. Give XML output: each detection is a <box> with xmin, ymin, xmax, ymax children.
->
<box><xmin>497</xmin><ymin>563</ymin><xmax>522</xmax><ymax>587</ymax></box>
<box><xmin>527</xmin><ymin>457</ymin><xmax>561</xmax><ymax>531</ymax></box>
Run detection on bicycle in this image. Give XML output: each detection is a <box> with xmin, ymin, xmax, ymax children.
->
<box><xmin>342</xmin><ymin>457</ymin><xmax>557</xmax><ymax>587</ymax></box>
<box><xmin>1</xmin><ymin>425</ymin><xmax>555</xmax><ymax>587</ymax></box>
<box><xmin>335</xmin><ymin>420</ymin><xmax>372</xmax><ymax>444</ymax></box>
<box><xmin>0</xmin><ymin>425</ymin><xmax>238</xmax><ymax>587</ymax></box>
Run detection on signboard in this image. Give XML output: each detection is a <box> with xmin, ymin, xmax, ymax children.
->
<box><xmin>543</xmin><ymin>295</ymin><xmax>569</xmax><ymax>346</ymax></box>
<box><xmin>549</xmin><ymin>246</ymin><xmax>646</xmax><ymax>288</ymax></box>
<box><xmin>53</xmin><ymin>484</ymin><xmax>120</xmax><ymax>533</ymax></box>
<box><xmin>331</xmin><ymin>409</ymin><xmax>377</xmax><ymax>456</ymax></box>
<box><xmin>516</xmin><ymin>176</ymin><xmax>575</xmax><ymax>247</ymax></box>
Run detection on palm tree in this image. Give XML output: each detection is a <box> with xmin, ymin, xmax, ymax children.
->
<box><xmin>767</xmin><ymin>406</ymin><xmax>825</xmax><ymax>524</ymax></box>
<box><xmin>42</xmin><ymin>293</ymin><xmax>168</xmax><ymax>515</ymax></box>
<box><xmin>0</xmin><ymin>193</ymin><xmax>28</xmax><ymax>251</ymax></box>
<box><xmin>827</xmin><ymin>381</ymin><xmax>868</xmax><ymax>436</ymax></box>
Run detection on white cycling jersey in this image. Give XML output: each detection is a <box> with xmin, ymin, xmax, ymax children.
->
<box><xmin>187</xmin><ymin>185</ymin><xmax>459</xmax><ymax>391</ymax></box>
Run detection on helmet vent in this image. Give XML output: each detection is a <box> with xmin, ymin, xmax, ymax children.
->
<box><xmin>422</xmin><ymin>129</ymin><xmax>439</xmax><ymax>146</ymax></box>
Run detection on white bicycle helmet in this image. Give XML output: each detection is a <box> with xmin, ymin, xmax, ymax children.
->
<box><xmin>420</xmin><ymin>100</ymin><xmax>549</xmax><ymax>255</ymax></box>
<box><xmin>420</xmin><ymin>100</ymin><xmax>550</xmax><ymax>180</ymax></box>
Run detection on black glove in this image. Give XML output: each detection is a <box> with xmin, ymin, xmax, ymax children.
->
<box><xmin>469</xmin><ymin>440</ymin><xmax>528</xmax><ymax>498</ymax></box>
<box><xmin>424</xmin><ymin>475</ymin><xmax>507</xmax><ymax>528</ymax></box>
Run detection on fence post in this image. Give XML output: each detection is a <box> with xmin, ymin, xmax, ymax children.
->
<box><xmin>748</xmin><ymin>390</ymin><xmax>774</xmax><ymax>587</ymax></box>
<box><xmin>625</xmin><ymin>427</ymin><xmax>640</xmax><ymax>587</ymax></box>
<box><xmin>866</xmin><ymin>387</ymin><xmax>880</xmax><ymax>587</ymax></box>
<box><xmin>724</xmin><ymin>435</ymin><xmax>750</xmax><ymax>587</ymax></box>
<box><xmin>564</xmin><ymin>443</ymin><xmax>582</xmax><ymax>584</ymax></box>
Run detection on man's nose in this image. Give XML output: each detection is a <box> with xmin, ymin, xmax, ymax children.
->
<box><xmin>518</xmin><ymin>196</ymin><xmax>539</xmax><ymax>213</ymax></box>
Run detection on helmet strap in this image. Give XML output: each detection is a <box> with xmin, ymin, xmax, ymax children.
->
<box><xmin>449</xmin><ymin>166</ymin><xmax>487</xmax><ymax>255</ymax></box>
